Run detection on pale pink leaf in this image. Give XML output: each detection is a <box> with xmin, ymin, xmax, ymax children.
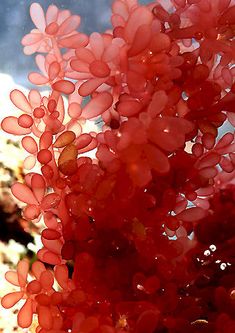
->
<box><xmin>144</xmin><ymin>144</ymin><xmax>170</xmax><ymax>174</ymax></box>
<box><xmin>59</xmin><ymin>33</ymin><xmax>88</xmax><ymax>48</ymax></box>
<box><xmin>52</xmin><ymin>80</ymin><xmax>75</xmax><ymax>94</ymax></box>
<box><xmin>54</xmin><ymin>265</ymin><xmax>69</xmax><ymax>289</ymax></box>
<box><xmin>17</xmin><ymin>299</ymin><xmax>33</xmax><ymax>328</ymax></box>
<box><xmin>10</xmin><ymin>89</ymin><xmax>32</xmax><ymax>113</ymax></box>
<box><xmin>21</xmin><ymin>32</ymin><xmax>43</xmax><ymax>46</ymax></box>
<box><xmin>75</xmin><ymin>133</ymin><xmax>93</xmax><ymax>150</ymax></box>
<box><xmin>31</xmin><ymin>174</ymin><xmax>46</xmax><ymax>202</ymax></box>
<box><xmin>89</xmin><ymin>32</ymin><xmax>104</xmax><ymax>60</ymax></box>
<box><xmin>37</xmin><ymin>249</ymin><xmax>62</xmax><ymax>265</ymax></box>
<box><xmin>31</xmin><ymin>261</ymin><xmax>46</xmax><ymax>280</ymax></box>
<box><xmin>124</xmin><ymin>6</ymin><xmax>153</xmax><ymax>42</ymax></box>
<box><xmin>1</xmin><ymin>117</ymin><xmax>31</xmax><ymax>135</ymax></box>
<box><xmin>40</xmin><ymin>271</ymin><xmax>54</xmax><ymax>290</ymax></box>
<box><xmin>82</xmin><ymin>92</ymin><xmax>113</xmax><ymax>119</ymax></box>
<box><xmin>57</xmin><ymin>15</ymin><xmax>80</xmax><ymax>36</ymax></box>
<box><xmin>39</xmin><ymin>131</ymin><xmax>53</xmax><ymax>150</ymax></box>
<box><xmin>1</xmin><ymin>292</ymin><xmax>23</xmax><ymax>309</ymax></box>
<box><xmin>28</xmin><ymin>89</ymin><xmax>41</xmax><ymax>107</ymax></box>
<box><xmin>29</xmin><ymin>72</ymin><xmax>49</xmax><ymax>85</ymax></box>
<box><xmin>23</xmin><ymin>156</ymin><xmax>36</xmax><ymax>170</ymax></box>
<box><xmin>42</xmin><ymin>238</ymin><xmax>63</xmax><ymax>255</ymax></box>
<box><xmin>48</xmin><ymin>61</ymin><xmax>61</xmax><ymax>81</ymax></box>
<box><xmin>79</xmin><ymin>77</ymin><xmax>107</xmax><ymax>96</ymax></box>
<box><xmin>5</xmin><ymin>271</ymin><xmax>19</xmax><ymax>286</ymax></box>
<box><xmin>38</xmin><ymin>305</ymin><xmax>53</xmax><ymax>330</ymax></box>
<box><xmin>177</xmin><ymin>207</ymin><xmax>207</xmax><ymax>222</ymax></box>
<box><xmin>17</xmin><ymin>259</ymin><xmax>29</xmax><ymax>287</ymax></box>
<box><xmin>11</xmin><ymin>182</ymin><xmax>38</xmax><ymax>205</ymax></box>
<box><xmin>21</xmin><ymin>136</ymin><xmax>38</xmax><ymax>154</ymax></box>
<box><xmin>30</xmin><ymin>3</ymin><xmax>46</xmax><ymax>31</ymax></box>
<box><xmin>46</xmin><ymin>4</ymin><xmax>59</xmax><ymax>25</ymax></box>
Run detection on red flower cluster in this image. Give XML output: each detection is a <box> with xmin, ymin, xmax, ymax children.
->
<box><xmin>1</xmin><ymin>0</ymin><xmax>235</xmax><ymax>332</ymax></box>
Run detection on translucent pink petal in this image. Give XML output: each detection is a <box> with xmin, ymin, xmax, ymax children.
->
<box><xmin>54</xmin><ymin>265</ymin><xmax>69</xmax><ymax>289</ymax></box>
<box><xmin>38</xmin><ymin>305</ymin><xmax>53</xmax><ymax>330</ymax></box>
<box><xmin>21</xmin><ymin>136</ymin><xmax>38</xmax><ymax>154</ymax></box>
<box><xmin>23</xmin><ymin>204</ymin><xmax>41</xmax><ymax>220</ymax></box>
<box><xmin>46</xmin><ymin>4</ymin><xmax>59</xmax><ymax>25</ymax></box>
<box><xmin>127</xmin><ymin>71</ymin><xmax>146</xmax><ymax>92</ymax></box>
<box><xmin>78</xmin><ymin>138</ymin><xmax>97</xmax><ymax>154</ymax></box>
<box><xmin>18</xmin><ymin>114</ymin><xmax>33</xmax><ymax>128</ymax></box>
<box><xmin>1</xmin><ymin>117</ymin><xmax>31</xmax><ymax>135</ymax></box>
<box><xmin>89</xmin><ymin>60</ymin><xmax>110</xmax><ymax>78</ymax></box>
<box><xmin>32</xmin><ymin>261</ymin><xmax>46</xmax><ymax>280</ymax></box>
<box><xmin>70</xmin><ymin>59</ymin><xmax>90</xmax><ymax>73</ymax></box>
<box><xmin>89</xmin><ymin>33</ymin><xmax>104</xmax><ymax>60</ymax></box>
<box><xmin>198</xmin><ymin>167</ymin><xmax>218</xmax><ymax>179</ymax></box>
<box><xmin>124</xmin><ymin>6</ymin><xmax>153</xmax><ymax>42</ymax></box>
<box><xmin>52</xmin><ymin>80</ymin><xmax>75</xmax><ymax>94</ymax></box>
<box><xmin>57</xmin><ymin>15</ymin><xmax>81</xmax><ymax>36</ymax></box>
<box><xmin>75</xmin><ymin>133</ymin><xmax>93</xmax><ymax>150</ymax></box>
<box><xmin>220</xmin><ymin>156</ymin><xmax>234</xmax><ymax>173</ymax></box>
<box><xmin>23</xmin><ymin>156</ymin><xmax>37</xmax><ymax>170</ymax></box>
<box><xmin>222</xmin><ymin>67</ymin><xmax>233</xmax><ymax>85</ymax></box>
<box><xmin>111</xmin><ymin>14</ymin><xmax>126</xmax><ymax>28</ymax></box>
<box><xmin>118</xmin><ymin>100</ymin><xmax>142</xmax><ymax>117</ymax></box>
<box><xmin>57</xmin><ymin>9</ymin><xmax>71</xmax><ymax>25</ymax></box>
<box><xmin>112</xmin><ymin>0</ymin><xmax>129</xmax><ymax>19</ymax></box>
<box><xmin>148</xmin><ymin>90</ymin><xmax>168</xmax><ymax>117</ymax></box>
<box><xmin>215</xmin><ymin>132</ymin><xmax>234</xmax><ymax>149</ymax></box>
<box><xmin>11</xmin><ymin>182</ymin><xmax>38</xmax><ymax>205</ymax></box>
<box><xmin>102</xmin><ymin>43</ymin><xmax>120</xmax><ymax>62</ymax></box>
<box><xmin>17</xmin><ymin>299</ymin><xmax>33</xmax><ymax>328</ymax></box>
<box><xmin>66</xmin><ymin>120</ymin><xmax>82</xmax><ymax>136</ymax></box>
<box><xmin>197</xmin><ymin>152</ymin><xmax>221</xmax><ymax>169</ymax></box>
<box><xmin>30</xmin><ymin>3</ymin><xmax>46</xmax><ymax>32</ymax></box>
<box><xmin>48</xmin><ymin>61</ymin><xmax>61</xmax><ymax>81</ymax></box>
<box><xmin>196</xmin><ymin>186</ymin><xmax>214</xmax><ymax>196</ymax></box>
<box><xmin>39</xmin><ymin>131</ymin><xmax>53</xmax><ymax>150</ymax></box>
<box><xmin>31</xmin><ymin>174</ymin><xmax>46</xmax><ymax>202</ymax></box>
<box><xmin>148</xmin><ymin>118</ymin><xmax>193</xmax><ymax>151</ymax></box>
<box><xmin>44</xmin><ymin>212</ymin><xmax>58</xmax><ymax>229</ymax></box>
<box><xmin>42</xmin><ymin>229</ymin><xmax>61</xmax><ymax>240</ymax></box>
<box><xmin>128</xmin><ymin>24</ymin><xmax>152</xmax><ymax>57</ymax></box>
<box><xmin>10</xmin><ymin>89</ymin><xmax>32</xmax><ymax>113</ymax></box>
<box><xmin>17</xmin><ymin>259</ymin><xmax>29</xmax><ymax>287</ymax></box>
<box><xmin>58</xmin><ymin>33</ymin><xmax>88</xmax><ymax>49</ymax></box>
<box><xmin>82</xmin><ymin>92</ymin><xmax>113</xmax><ymax>119</ymax></box>
<box><xmin>1</xmin><ymin>292</ymin><xmax>23</xmax><ymax>309</ymax></box>
<box><xmin>41</xmin><ymin>193</ymin><xmax>61</xmax><ymax>210</ymax></box>
<box><xmin>227</xmin><ymin>112</ymin><xmax>235</xmax><ymax>127</ymax></box>
<box><xmin>177</xmin><ymin>207</ymin><xmax>207</xmax><ymax>222</ymax></box>
<box><xmin>37</xmin><ymin>54</ymin><xmax>48</xmax><ymax>74</ymax></box>
<box><xmin>75</xmin><ymin>48</ymin><xmax>95</xmax><ymax>64</ymax></box>
<box><xmin>21</xmin><ymin>32</ymin><xmax>43</xmax><ymax>46</ymax></box>
<box><xmin>54</xmin><ymin>131</ymin><xmax>76</xmax><ymax>148</ymax></box>
<box><xmin>79</xmin><ymin>77</ymin><xmax>107</xmax><ymax>96</ymax></box>
<box><xmin>29</xmin><ymin>72</ymin><xmax>49</xmax><ymax>85</ymax></box>
<box><xmin>42</xmin><ymin>238</ymin><xmax>63</xmax><ymax>255</ymax></box>
<box><xmin>144</xmin><ymin>144</ymin><xmax>170</xmax><ymax>174</ymax></box>
<box><xmin>5</xmin><ymin>271</ymin><xmax>19</xmax><ymax>286</ymax></box>
<box><xmin>37</xmin><ymin>249</ymin><xmax>62</xmax><ymax>265</ymax></box>
<box><xmin>40</xmin><ymin>270</ymin><xmax>54</xmax><ymax>290</ymax></box>
<box><xmin>23</xmin><ymin>42</ymin><xmax>42</xmax><ymax>55</ymax></box>
<box><xmin>68</xmin><ymin>102</ymin><xmax>82</xmax><ymax>119</ymax></box>
<box><xmin>28</xmin><ymin>89</ymin><xmax>41</xmax><ymax>107</ymax></box>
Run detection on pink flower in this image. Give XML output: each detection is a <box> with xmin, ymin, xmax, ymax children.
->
<box><xmin>22</xmin><ymin>3</ymin><xmax>88</xmax><ymax>55</ymax></box>
<box><xmin>69</xmin><ymin>32</ymin><xmax>124</xmax><ymax>97</ymax></box>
